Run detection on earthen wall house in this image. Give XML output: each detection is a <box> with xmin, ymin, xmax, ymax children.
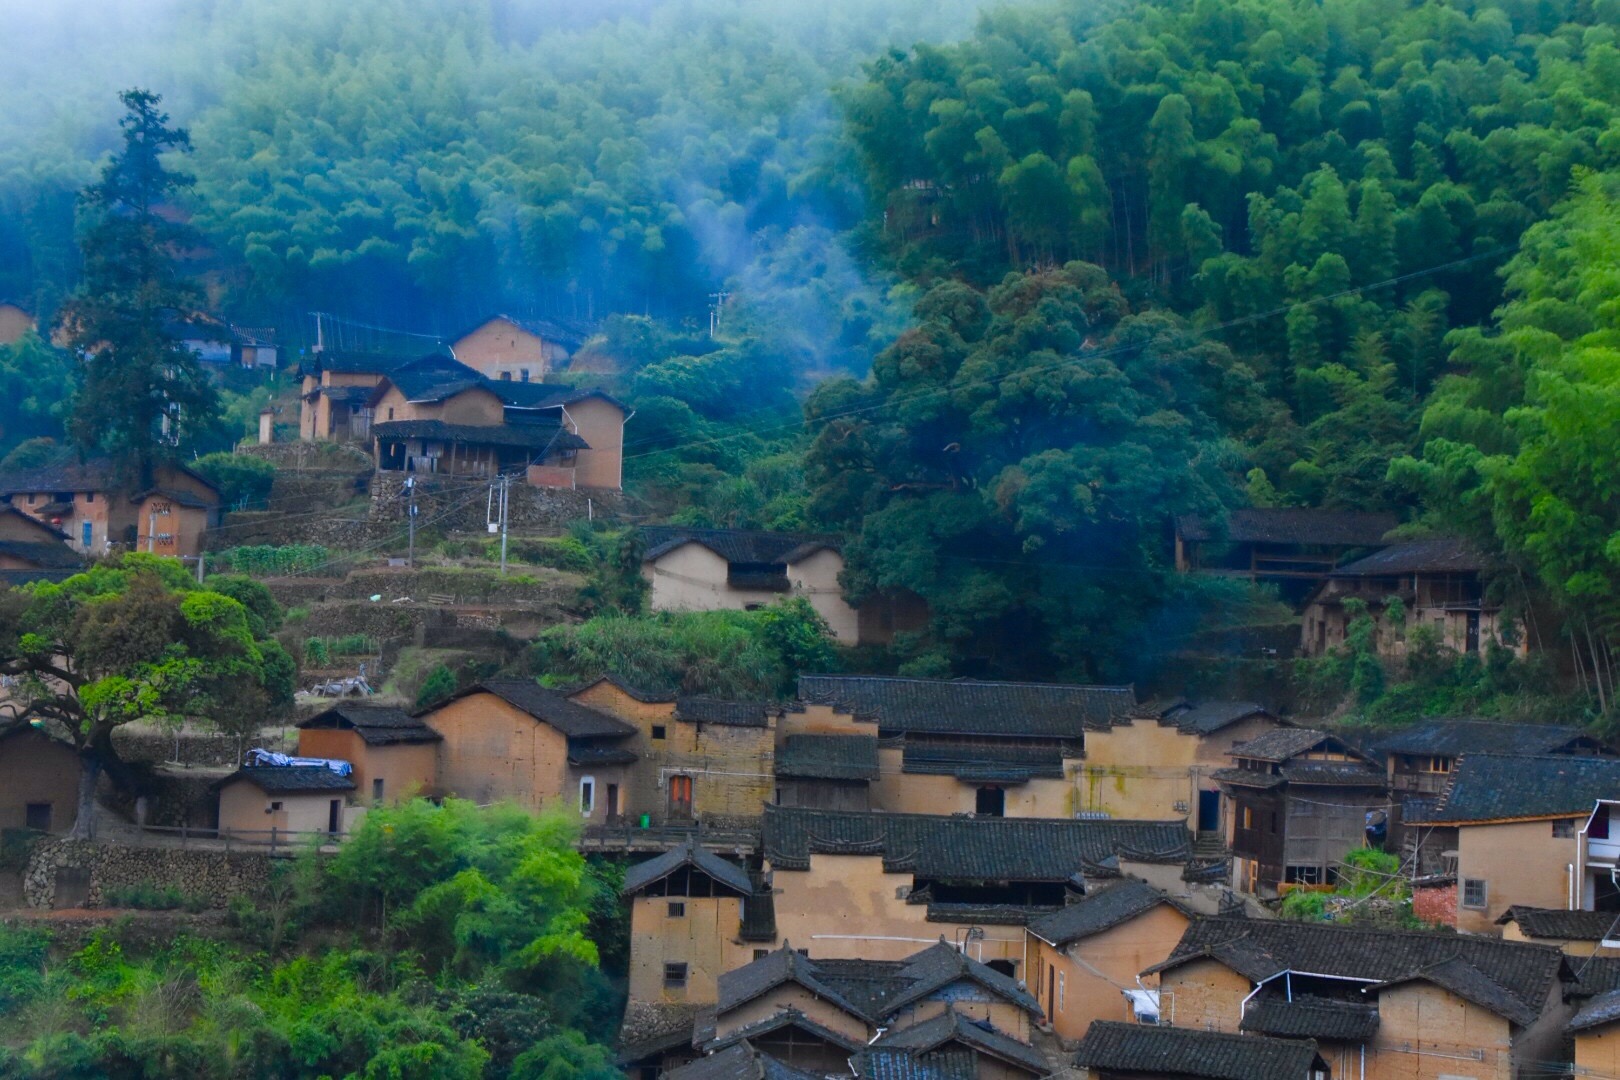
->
<box><xmin>215</xmin><ymin>766</ymin><xmax>356</xmax><ymax>839</ymax></box>
<box><xmin>0</xmin><ymin>461</ymin><xmax>219</xmax><ymax>559</ymax></box>
<box><xmin>295</xmin><ymin>705</ymin><xmax>441</xmax><ymax>805</ymax></box>
<box><xmin>0</xmin><ymin>727</ymin><xmax>81</xmax><ymax>834</ymax></box>
<box><xmin>450</xmin><ymin>316</ymin><xmax>571</xmax><ymax>383</ymax></box>
<box><xmin>423</xmin><ymin>681</ymin><xmax>636</xmax><ymax>824</ymax></box>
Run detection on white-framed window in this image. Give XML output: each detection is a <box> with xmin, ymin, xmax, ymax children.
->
<box><xmin>1462</xmin><ymin>878</ymin><xmax>1488</xmax><ymax>909</ymax></box>
<box><xmin>579</xmin><ymin>776</ymin><xmax>596</xmax><ymax>816</ymax></box>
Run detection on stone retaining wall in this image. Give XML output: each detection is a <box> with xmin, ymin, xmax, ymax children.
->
<box><xmin>23</xmin><ymin>838</ymin><xmax>274</xmax><ymax>909</ymax></box>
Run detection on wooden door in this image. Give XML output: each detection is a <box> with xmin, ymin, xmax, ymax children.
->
<box><xmin>668</xmin><ymin>775</ymin><xmax>693</xmax><ymax>819</ymax></box>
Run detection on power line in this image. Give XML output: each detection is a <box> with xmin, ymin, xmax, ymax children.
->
<box><xmin>619</xmin><ymin>244</ymin><xmax>1515</xmax><ymax>464</ymax></box>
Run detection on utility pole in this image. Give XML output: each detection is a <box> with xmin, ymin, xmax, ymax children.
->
<box><xmin>195</xmin><ymin>551</ymin><xmax>205</xmax><ymax>585</ymax></box>
<box><xmin>708</xmin><ymin>291</ymin><xmax>731</xmax><ymax>338</ymax></box>
<box><xmin>405</xmin><ymin>475</ymin><xmax>417</xmax><ymax>567</ymax></box>
<box><xmin>498</xmin><ymin>473</ymin><xmax>511</xmax><ymax>575</ymax></box>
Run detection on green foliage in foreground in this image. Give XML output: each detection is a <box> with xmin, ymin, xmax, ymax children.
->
<box><xmin>531</xmin><ymin>596</ymin><xmax>839</xmax><ymax>698</ymax></box>
<box><xmin>0</xmin><ymin>800</ymin><xmax>623</xmax><ymax>1079</ymax></box>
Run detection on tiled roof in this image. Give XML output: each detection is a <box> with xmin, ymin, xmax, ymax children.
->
<box><xmin>640</xmin><ymin>526</ymin><xmax>841</xmax><ymax>565</ymax></box>
<box><xmin>852</xmin><ymin>1048</ymin><xmax>976</xmax><ymax>1080</ymax></box>
<box><xmin>777</xmin><ymin>733</ymin><xmax>879</xmax><ymax>781</ymax></box>
<box><xmin>1150</xmin><ymin>917</ymin><xmax>1567</xmax><ymax>1026</ymax></box>
<box><xmin>566</xmin><ymin>743</ymin><xmax>637</xmax><ymax>766</ymax></box>
<box><xmin>1176</xmin><ymin>508</ymin><xmax>1397</xmax><ymax>546</ymax></box>
<box><xmin>1026</xmin><ymin>879</ymin><xmax>1181</xmax><ymax>947</ymax></box>
<box><xmin>1570</xmin><ymin>957</ymin><xmax>1620</xmax><ymax>999</ymax></box>
<box><xmin>451</xmin><ymin>313</ymin><xmax>595</xmax><ymax>351</ymax></box>
<box><xmin>1497</xmin><ymin>906</ymin><xmax>1620</xmax><ymax>942</ymax></box>
<box><xmin>297</xmin><ymin>704</ymin><xmax>441</xmax><ymax>745</ymax></box>
<box><xmin>705</xmin><ymin>1009</ymin><xmax>864</xmax><ymax>1055</ymax></box>
<box><xmin>1570</xmin><ymin>988</ymin><xmax>1620</xmax><ymax>1034</ymax></box>
<box><xmin>1074</xmin><ymin>1020</ymin><xmax>1324</xmax><ymax>1080</ymax></box>
<box><xmin>381</xmin><ymin>355</ymin><xmax>485</xmax><ymax>401</ymax></box>
<box><xmin>1417</xmin><ymin>752</ymin><xmax>1620</xmax><ymax>824</ymax></box>
<box><xmin>796</xmin><ymin>674</ymin><xmax>1135</xmax><ymax>738</ymax></box>
<box><xmin>371</xmin><ymin>418</ymin><xmax>585</xmax><ymax>452</ymax></box>
<box><xmin>664</xmin><ymin>1040</ymin><xmax>821</xmax><ymax>1080</ymax></box>
<box><xmin>1228</xmin><ymin>727</ymin><xmax>1343</xmax><ymax>762</ymax></box>
<box><xmin>224</xmin><ymin>765</ymin><xmax>355</xmax><ymax>794</ymax></box>
<box><xmin>716</xmin><ymin>944</ymin><xmax>866</xmax><ymax>1017</ymax></box>
<box><xmin>1240</xmin><ymin>992</ymin><xmax>1380</xmax><ymax>1041</ymax></box>
<box><xmin>0</xmin><ymin>460</ymin><xmax>119</xmax><ymax>496</ymax></box>
<box><xmin>1375</xmin><ymin>719</ymin><xmax>1604</xmax><ymax>758</ymax></box>
<box><xmin>0</xmin><ymin>540</ymin><xmax>82</xmax><ymax>570</ymax></box>
<box><xmin>1160</xmin><ymin>700</ymin><xmax>1277</xmax><ymax>735</ymax></box>
<box><xmin>615</xmin><ymin>1000</ymin><xmax>707</xmax><ymax>1063</ymax></box>
<box><xmin>497</xmin><ymin>382</ymin><xmax>627</xmax><ymax>412</ymax></box>
<box><xmin>884</xmin><ymin>941</ymin><xmax>1041</xmax><ymax>1017</ymax></box>
<box><xmin>675</xmin><ymin>697</ymin><xmax>773</xmax><ymax>728</ymax></box>
<box><xmin>442</xmin><ymin>680</ymin><xmax>636</xmax><ymax>739</ymax></box>
<box><xmin>302</xmin><ymin>349</ymin><xmax>428</xmax><ymax>376</ymax></box>
<box><xmin>901</xmin><ymin>739</ymin><xmax>1065</xmax><ymax>781</ymax></box>
<box><xmin>762</xmin><ymin>805</ymin><xmax>1189</xmax><ymax>881</ymax></box>
<box><xmin>872</xmin><ymin>1010</ymin><xmax>1048</xmax><ymax>1076</ymax></box>
<box><xmin>621</xmin><ymin>840</ymin><xmax>754</xmax><ymax>897</ymax></box>
<box><xmin>1332</xmin><ymin>537</ymin><xmax>1487</xmax><ymax>576</ymax></box>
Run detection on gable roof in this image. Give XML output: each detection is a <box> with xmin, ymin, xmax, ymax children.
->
<box><xmin>1331</xmin><ymin>537</ymin><xmax>1487</xmax><ymax>577</ymax></box>
<box><xmin>1149</xmin><ymin>917</ymin><xmax>1566</xmax><ymax>1026</ymax></box>
<box><xmin>435</xmin><ymin>680</ymin><xmax>636</xmax><ymax>739</ymax></box>
<box><xmin>222</xmin><ymin>765</ymin><xmax>356</xmax><ymax>794</ymax></box>
<box><xmin>1074</xmin><ymin>1020</ymin><xmax>1324</xmax><ymax>1080</ymax></box>
<box><xmin>664</xmin><ymin>1040</ymin><xmax>822</xmax><ymax>1080</ymax></box>
<box><xmin>872</xmin><ymin>1010</ymin><xmax>1048</xmax><ymax>1076</ymax></box>
<box><xmin>1159</xmin><ymin>700</ymin><xmax>1278</xmax><ymax>736</ymax></box>
<box><xmin>884</xmin><ymin>940</ymin><xmax>1041</xmax><ymax>1016</ymax></box>
<box><xmin>570</xmin><ymin>674</ymin><xmax>674</xmax><ymax>705</ymax></box>
<box><xmin>1239</xmin><ymin>992</ymin><xmax>1380</xmax><ymax>1041</ymax></box>
<box><xmin>1227</xmin><ymin>727</ymin><xmax>1349</xmax><ymax>762</ymax></box>
<box><xmin>300</xmin><ymin>349</ymin><xmax>431</xmax><ymax>377</ymax></box>
<box><xmin>640</xmin><ymin>526</ymin><xmax>841</xmax><ymax>566</ymax></box>
<box><xmin>716</xmin><ymin>944</ymin><xmax>866</xmax><ymax>1018</ymax></box>
<box><xmin>1416</xmin><ymin>752</ymin><xmax>1620</xmax><ymax>824</ymax></box>
<box><xmin>0</xmin><ymin>459</ymin><xmax>218</xmax><ymax>501</ymax></box>
<box><xmin>1570</xmin><ymin>988</ymin><xmax>1620</xmax><ymax>1034</ymax></box>
<box><xmin>296</xmin><ymin>704</ymin><xmax>442</xmax><ymax>745</ymax></box>
<box><xmin>776</xmin><ymin>733</ymin><xmax>880</xmax><ymax>781</ymax></box>
<box><xmin>762</xmin><ymin>804</ymin><xmax>1189</xmax><ymax>881</ymax></box>
<box><xmin>1027</xmin><ymin>878</ymin><xmax>1184</xmax><ymax>947</ymax></box>
<box><xmin>796</xmin><ymin>674</ymin><xmax>1135</xmax><ymax>738</ymax></box>
<box><xmin>621</xmin><ymin>840</ymin><xmax>755</xmax><ymax>898</ymax></box>
<box><xmin>371</xmin><ymin>417</ymin><xmax>587</xmax><ymax>452</ymax></box>
<box><xmin>674</xmin><ymin>697</ymin><xmax>774</xmax><ymax>728</ymax></box>
<box><xmin>1176</xmin><ymin>508</ymin><xmax>1397</xmax><ymax>547</ymax></box>
<box><xmin>901</xmin><ymin>738</ymin><xmax>1065</xmax><ymax>782</ymax></box>
<box><xmin>1375</xmin><ymin>720</ymin><xmax>1605</xmax><ymax>759</ymax></box>
<box><xmin>1497</xmin><ymin>906</ymin><xmax>1620</xmax><ymax>942</ymax></box>
<box><xmin>452</xmin><ymin>314</ymin><xmax>594</xmax><ymax>351</ymax></box>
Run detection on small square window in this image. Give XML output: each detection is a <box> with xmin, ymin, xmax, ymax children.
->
<box><xmin>651</xmin><ymin>725</ymin><xmax>667</xmax><ymax>740</ymax></box>
<box><xmin>663</xmin><ymin>963</ymin><xmax>688</xmax><ymax>989</ymax></box>
<box><xmin>1553</xmin><ymin>819</ymin><xmax>1577</xmax><ymax>838</ymax></box>
<box><xmin>84</xmin><ymin>492</ymin><xmax>94</xmax><ymax>503</ymax></box>
<box><xmin>269</xmin><ymin>801</ymin><xmax>284</xmax><ymax>812</ymax></box>
<box><xmin>1462</xmin><ymin>878</ymin><xmax>1488</xmax><ymax>909</ymax></box>
<box><xmin>668</xmin><ymin>901</ymin><xmax>686</xmax><ymax>918</ymax></box>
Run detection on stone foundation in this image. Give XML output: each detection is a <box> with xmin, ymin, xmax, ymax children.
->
<box><xmin>23</xmin><ymin>838</ymin><xmax>274</xmax><ymax>910</ymax></box>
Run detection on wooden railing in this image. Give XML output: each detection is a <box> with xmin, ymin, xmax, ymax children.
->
<box><xmin>579</xmin><ymin>818</ymin><xmax>760</xmax><ymax>852</ymax></box>
<box><xmin>131</xmin><ymin>823</ymin><xmax>344</xmax><ymax>856</ymax></box>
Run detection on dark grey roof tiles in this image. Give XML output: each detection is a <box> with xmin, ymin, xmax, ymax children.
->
<box><xmin>1151</xmin><ymin>917</ymin><xmax>1567</xmax><ymax>1025</ymax></box>
<box><xmin>872</xmin><ymin>1010</ymin><xmax>1048</xmax><ymax>1076</ymax></box>
<box><xmin>901</xmin><ymin>739</ymin><xmax>1064</xmax><ymax>781</ymax></box>
<box><xmin>225</xmin><ymin>765</ymin><xmax>355</xmax><ymax>793</ymax></box>
<box><xmin>1074</xmin><ymin>1020</ymin><xmax>1325</xmax><ymax>1080</ymax></box>
<box><xmin>1228</xmin><ymin>727</ymin><xmax>1342</xmax><ymax>762</ymax></box>
<box><xmin>1026</xmin><ymin>879</ymin><xmax>1181</xmax><ymax>947</ymax></box>
<box><xmin>1239</xmin><ymin>993</ymin><xmax>1380</xmax><ymax>1041</ymax></box>
<box><xmin>763</xmin><ymin>804</ymin><xmax>1189</xmax><ymax>881</ymax></box>
<box><xmin>797</xmin><ymin>674</ymin><xmax>1135</xmax><ymax>737</ymax></box>
<box><xmin>1176</xmin><ymin>508</ymin><xmax>1397</xmax><ymax>547</ymax></box>
<box><xmin>621</xmin><ymin>840</ymin><xmax>755</xmax><ymax>897</ymax></box>
<box><xmin>297</xmin><ymin>704</ymin><xmax>442</xmax><ymax>745</ymax></box>
<box><xmin>675</xmin><ymin>697</ymin><xmax>774</xmax><ymax>727</ymax></box>
<box><xmin>1160</xmin><ymin>700</ymin><xmax>1277</xmax><ymax>735</ymax></box>
<box><xmin>371</xmin><ymin>418</ymin><xmax>584</xmax><ymax>451</ymax></box>
<box><xmin>640</xmin><ymin>526</ymin><xmax>840</xmax><ymax>565</ymax></box>
<box><xmin>449</xmin><ymin>680</ymin><xmax>636</xmax><ymax>739</ymax></box>
<box><xmin>1497</xmin><ymin>906</ymin><xmax>1620</xmax><ymax>942</ymax></box>
<box><xmin>776</xmin><ymin>733</ymin><xmax>880</xmax><ymax>780</ymax></box>
<box><xmin>1376</xmin><ymin>719</ymin><xmax>1605</xmax><ymax>758</ymax></box>
<box><xmin>1570</xmin><ymin>988</ymin><xmax>1620</xmax><ymax>1034</ymax></box>
<box><xmin>885</xmin><ymin>941</ymin><xmax>1041</xmax><ymax>1016</ymax></box>
<box><xmin>1420</xmin><ymin>752</ymin><xmax>1620</xmax><ymax>823</ymax></box>
<box><xmin>664</xmin><ymin>1040</ymin><xmax>823</xmax><ymax>1080</ymax></box>
<box><xmin>715</xmin><ymin>945</ymin><xmax>865</xmax><ymax>1017</ymax></box>
<box><xmin>1332</xmin><ymin>537</ymin><xmax>1487</xmax><ymax>576</ymax></box>
<box><xmin>852</xmin><ymin>1049</ymin><xmax>976</xmax><ymax>1080</ymax></box>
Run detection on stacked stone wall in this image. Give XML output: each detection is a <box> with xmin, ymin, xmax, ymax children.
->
<box><xmin>23</xmin><ymin>839</ymin><xmax>274</xmax><ymax>909</ymax></box>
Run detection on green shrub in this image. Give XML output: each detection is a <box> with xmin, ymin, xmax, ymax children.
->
<box><xmin>304</xmin><ymin>638</ymin><xmax>331</xmax><ymax>666</ymax></box>
<box><xmin>416</xmin><ymin>664</ymin><xmax>458</xmax><ymax>708</ymax></box>
<box><xmin>211</xmin><ymin>544</ymin><xmax>332</xmax><ymax>577</ymax></box>
<box><xmin>104</xmin><ymin>882</ymin><xmax>188</xmax><ymax>910</ymax></box>
<box><xmin>192</xmin><ymin>452</ymin><xmax>277</xmax><ymax>509</ymax></box>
